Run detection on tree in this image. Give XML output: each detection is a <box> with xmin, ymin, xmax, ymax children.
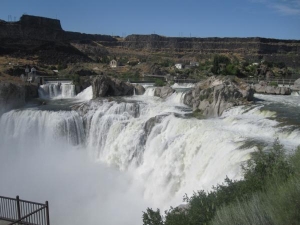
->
<box><xmin>143</xmin><ymin>208</ymin><xmax>164</xmax><ymax>225</ymax></box>
<box><xmin>211</xmin><ymin>55</ymin><xmax>231</xmax><ymax>75</ymax></box>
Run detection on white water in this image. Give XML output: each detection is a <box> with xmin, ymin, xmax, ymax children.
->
<box><xmin>76</xmin><ymin>86</ymin><xmax>93</xmax><ymax>101</ymax></box>
<box><xmin>143</xmin><ymin>87</ymin><xmax>156</xmax><ymax>96</ymax></box>
<box><xmin>1</xmin><ymin>90</ymin><xmax>300</xmax><ymax>225</ymax></box>
<box><xmin>171</xmin><ymin>83</ymin><xmax>195</xmax><ymax>89</ymax></box>
<box><xmin>255</xmin><ymin>93</ymin><xmax>300</xmax><ymax>107</ymax></box>
<box><xmin>39</xmin><ymin>83</ymin><xmax>76</xmax><ymax>99</ymax></box>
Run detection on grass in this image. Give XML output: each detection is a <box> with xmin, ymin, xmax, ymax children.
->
<box><xmin>211</xmin><ymin>146</ymin><xmax>300</xmax><ymax>225</ymax></box>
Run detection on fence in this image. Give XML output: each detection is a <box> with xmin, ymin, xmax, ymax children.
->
<box><xmin>0</xmin><ymin>196</ymin><xmax>50</xmax><ymax>225</ymax></box>
<box><xmin>244</xmin><ymin>77</ymin><xmax>298</xmax><ymax>86</ymax></box>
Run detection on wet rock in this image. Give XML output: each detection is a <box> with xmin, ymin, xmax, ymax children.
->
<box><xmin>154</xmin><ymin>86</ymin><xmax>175</xmax><ymax>99</ymax></box>
<box><xmin>133</xmin><ymin>84</ymin><xmax>145</xmax><ymax>95</ymax></box>
<box><xmin>0</xmin><ymin>82</ymin><xmax>38</xmax><ymax>115</ymax></box>
<box><xmin>92</xmin><ymin>75</ymin><xmax>134</xmax><ymax>98</ymax></box>
<box><xmin>183</xmin><ymin>76</ymin><xmax>254</xmax><ymax>117</ymax></box>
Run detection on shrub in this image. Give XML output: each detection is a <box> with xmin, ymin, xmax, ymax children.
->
<box><xmin>225</xmin><ymin>64</ymin><xmax>240</xmax><ymax>75</ymax></box>
<box><xmin>275</xmin><ymin>62</ymin><xmax>286</xmax><ymax>69</ymax></box>
<box><xmin>212</xmin><ymin>147</ymin><xmax>300</xmax><ymax>225</ymax></box>
<box><xmin>70</xmin><ymin>74</ymin><xmax>81</xmax><ymax>86</ymax></box>
<box><xmin>154</xmin><ymin>79</ymin><xmax>165</xmax><ymax>87</ymax></box>
<box><xmin>143</xmin><ymin>208</ymin><xmax>164</xmax><ymax>225</ymax></box>
<box><xmin>57</xmin><ymin>63</ymin><xmax>67</xmax><ymax>70</ymax></box>
<box><xmin>143</xmin><ymin>141</ymin><xmax>296</xmax><ymax>225</ymax></box>
<box><xmin>211</xmin><ymin>55</ymin><xmax>231</xmax><ymax>75</ymax></box>
<box><xmin>269</xmin><ymin>81</ymin><xmax>278</xmax><ymax>87</ymax></box>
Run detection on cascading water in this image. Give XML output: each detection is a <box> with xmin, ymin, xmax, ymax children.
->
<box><xmin>1</xmin><ymin>87</ymin><xmax>300</xmax><ymax>225</ymax></box>
<box><xmin>39</xmin><ymin>82</ymin><xmax>76</xmax><ymax>99</ymax></box>
<box><xmin>76</xmin><ymin>86</ymin><xmax>93</xmax><ymax>101</ymax></box>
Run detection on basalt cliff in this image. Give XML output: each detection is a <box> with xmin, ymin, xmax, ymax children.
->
<box><xmin>0</xmin><ymin>15</ymin><xmax>300</xmax><ymax>67</ymax></box>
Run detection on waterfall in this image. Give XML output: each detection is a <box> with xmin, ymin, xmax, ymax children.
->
<box><xmin>0</xmin><ymin>109</ymin><xmax>85</xmax><ymax>148</ymax></box>
<box><xmin>76</xmin><ymin>86</ymin><xmax>93</xmax><ymax>101</ymax></box>
<box><xmin>39</xmin><ymin>83</ymin><xmax>76</xmax><ymax>99</ymax></box>
<box><xmin>1</xmin><ymin>91</ymin><xmax>300</xmax><ymax>225</ymax></box>
<box><xmin>291</xmin><ymin>91</ymin><xmax>300</xmax><ymax>96</ymax></box>
<box><xmin>144</xmin><ymin>87</ymin><xmax>156</xmax><ymax>96</ymax></box>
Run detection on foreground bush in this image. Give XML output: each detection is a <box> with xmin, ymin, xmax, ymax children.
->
<box><xmin>212</xmin><ymin>147</ymin><xmax>300</xmax><ymax>225</ymax></box>
<box><xmin>142</xmin><ymin>142</ymin><xmax>299</xmax><ymax>225</ymax></box>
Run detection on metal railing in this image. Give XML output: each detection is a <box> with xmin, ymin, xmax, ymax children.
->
<box><xmin>0</xmin><ymin>196</ymin><xmax>50</xmax><ymax>225</ymax></box>
<box><xmin>244</xmin><ymin>77</ymin><xmax>298</xmax><ymax>85</ymax></box>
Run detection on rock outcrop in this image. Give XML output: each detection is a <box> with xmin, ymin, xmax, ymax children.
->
<box><xmin>183</xmin><ymin>76</ymin><xmax>254</xmax><ymax>117</ymax></box>
<box><xmin>253</xmin><ymin>81</ymin><xmax>291</xmax><ymax>95</ymax></box>
<box><xmin>0</xmin><ymin>82</ymin><xmax>38</xmax><ymax>115</ymax></box>
<box><xmin>92</xmin><ymin>76</ymin><xmax>145</xmax><ymax>98</ymax></box>
<box><xmin>154</xmin><ymin>86</ymin><xmax>175</xmax><ymax>99</ymax></box>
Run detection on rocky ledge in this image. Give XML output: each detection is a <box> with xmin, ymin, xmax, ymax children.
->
<box><xmin>92</xmin><ymin>76</ymin><xmax>145</xmax><ymax>98</ymax></box>
<box><xmin>0</xmin><ymin>82</ymin><xmax>38</xmax><ymax>115</ymax></box>
<box><xmin>253</xmin><ymin>81</ymin><xmax>291</xmax><ymax>95</ymax></box>
<box><xmin>183</xmin><ymin>76</ymin><xmax>254</xmax><ymax>117</ymax></box>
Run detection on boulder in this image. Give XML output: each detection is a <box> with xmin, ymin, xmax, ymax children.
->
<box><xmin>92</xmin><ymin>76</ymin><xmax>134</xmax><ymax>98</ymax></box>
<box><xmin>0</xmin><ymin>82</ymin><xmax>38</xmax><ymax>115</ymax></box>
<box><xmin>253</xmin><ymin>81</ymin><xmax>291</xmax><ymax>95</ymax></box>
<box><xmin>133</xmin><ymin>84</ymin><xmax>145</xmax><ymax>95</ymax></box>
<box><xmin>183</xmin><ymin>76</ymin><xmax>254</xmax><ymax>117</ymax></box>
<box><xmin>154</xmin><ymin>86</ymin><xmax>175</xmax><ymax>98</ymax></box>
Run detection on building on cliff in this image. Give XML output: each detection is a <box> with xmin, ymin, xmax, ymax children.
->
<box><xmin>175</xmin><ymin>63</ymin><xmax>183</xmax><ymax>69</ymax></box>
<box><xmin>110</xmin><ymin>59</ymin><xmax>119</xmax><ymax>68</ymax></box>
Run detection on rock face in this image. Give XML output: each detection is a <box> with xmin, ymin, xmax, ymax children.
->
<box><xmin>183</xmin><ymin>76</ymin><xmax>254</xmax><ymax>117</ymax></box>
<box><xmin>122</xmin><ymin>35</ymin><xmax>300</xmax><ymax>68</ymax></box>
<box><xmin>1</xmin><ymin>15</ymin><xmax>300</xmax><ymax>67</ymax></box>
<box><xmin>154</xmin><ymin>86</ymin><xmax>175</xmax><ymax>99</ymax></box>
<box><xmin>0</xmin><ymin>15</ymin><xmax>117</xmax><ymax>64</ymax></box>
<box><xmin>253</xmin><ymin>81</ymin><xmax>291</xmax><ymax>95</ymax></box>
<box><xmin>0</xmin><ymin>82</ymin><xmax>38</xmax><ymax>115</ymax></box>
<box><xmin>92</xmin><ymin>76</ymin><xmax>137</xmax><ymax>98</ymax></box>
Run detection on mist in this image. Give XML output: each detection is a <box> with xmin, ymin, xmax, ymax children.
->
<box><xmin>0</xmin><ymin>127</ymin><xmax>150</xmax><ymax>225</ymax></box>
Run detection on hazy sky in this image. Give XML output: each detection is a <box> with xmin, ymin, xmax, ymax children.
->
<box><xmin>1</xmin><ymin>0</ymin><xmax>300</xmax><ymax>39</ymax></box>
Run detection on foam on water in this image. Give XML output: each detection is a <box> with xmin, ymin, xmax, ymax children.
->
<box><xmin>255</xmin><ymin>93</ymin><xmax>300</xmax><ymax>107</ymax></box>
<box><xmin>171</xmin><ymin>83</ymin><xmax>195</xmax><ymax>88</ymax></box>
<box><xmin>76</xmin><ymin>86</ymin><xmax>93</xmax><ymax>101</ymax></box>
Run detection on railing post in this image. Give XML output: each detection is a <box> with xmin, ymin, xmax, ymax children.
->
<box><xmin>45</xmin><ymin>201</ymin><xmax>50</xmax><ymax>225</ymax></box>
<box><xmin>16</xmin><ymin>196</ymin><xmax>21</xmax><ymax>221</ymax></box>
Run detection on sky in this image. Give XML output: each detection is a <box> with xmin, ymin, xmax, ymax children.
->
<box><xmin>1</xmin><ymin>0</ymin><xmax>300</xmax><ymax>39</ymax></box>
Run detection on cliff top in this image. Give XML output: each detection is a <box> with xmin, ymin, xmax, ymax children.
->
<box><xmin>19</xmin><ymin>15</ymin><xmax>62</xmax><ymax>30</ymax></box>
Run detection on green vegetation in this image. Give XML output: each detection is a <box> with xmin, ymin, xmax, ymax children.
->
<box><xmin>269</xmin><ymin>81</ymin><xmax>278</xmax><ymax>87</ymax></box>
<box><xmin>143</xmin><ymin>141</ymin><xmax>300</xmax><ymax>225</ymax></box>
<box><xmin>69</xmin><ymin>74</ymin><xmax>81</xmax><ymax>86</ymax></box>
<box><xmin>154</xmin><ymin>79</ymin><xmax>165</xmax><ymax>87</ymax></box>
<box><xmin>57</xmin><ymin>63</ymin><xmax>67</xmax><ymax>70</ymax></box>
<box><xmin>211</xmin><ymin>55</ymin><xmax>240</xmax><ymax>76</ymax></box>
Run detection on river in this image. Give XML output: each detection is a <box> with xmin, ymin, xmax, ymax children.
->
<box><xmin>0</xmin><ymin>84</ymin><xmax>299</xmax><ymax>225</ymax></box>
